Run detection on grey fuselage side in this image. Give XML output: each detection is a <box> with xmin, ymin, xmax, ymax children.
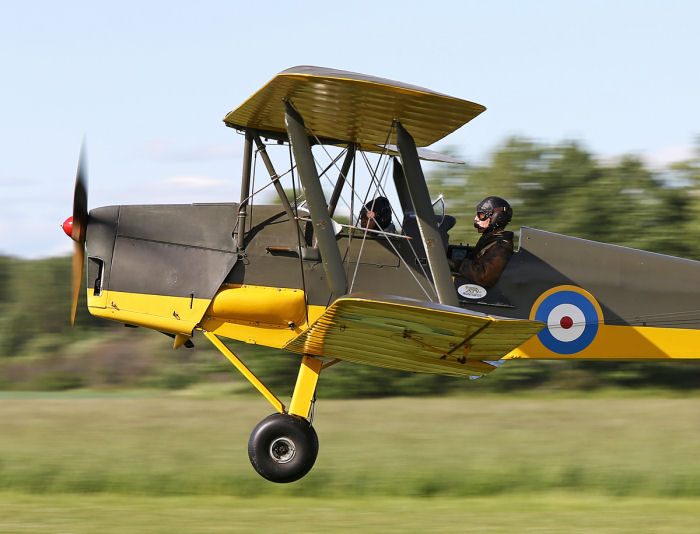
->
<box><xmin>474</xmin><ymin>227</ymin><xmax>700</xmax><ymax>329</ymax></box>
<box><xmin>86</xmin><ymin>205</ymin><xmax>700</xmax><ymax>331</ymax></box>
<box><xmin>86</xmin><ymin>203</ymin><xmax>239</xmax><ymax>302</ymax></box>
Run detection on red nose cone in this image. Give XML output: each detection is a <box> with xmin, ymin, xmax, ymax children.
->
<box><xmin>62</xmin><ymin>216</ymin><xmax>74</xmax><ymax>238</ymax></box>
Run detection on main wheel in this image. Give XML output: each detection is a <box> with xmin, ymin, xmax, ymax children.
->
<box><xmin>248</xmin><ymin>413</ymin><xmax>319</xmax><ymax>483</ymax></box>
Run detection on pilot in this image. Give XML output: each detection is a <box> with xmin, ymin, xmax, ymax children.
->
<box><xmin>450</xmin><ymin>196</ymin><xmax>514</xmax><ymax>287</ymax></box>
<box><xmin>359</xmin><ymin>196</ymin><xmax>395</xmax><ymax>233</ymax></box>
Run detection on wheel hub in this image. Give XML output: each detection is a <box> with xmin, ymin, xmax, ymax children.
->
<box><xmin>269</xmin><ymin>437</ymin><xmax>296</xmax><ymax>464</ymax></box>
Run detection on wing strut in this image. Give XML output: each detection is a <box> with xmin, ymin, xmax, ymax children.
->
<box><xmin>392</xmin><ymin>158</ymin><xmax>413</xmax><ymax>215</ymax></box>
<box><xmin>285</xmin><ymin>101</ymin><xmax>348</xmax><ymax>299</ymax></box>
<box><xmin>252</xmin><ymin>133</ymin><xmax>307</xmax><ymax>245</ymax></box>
<box><xmin>236</xmin><ymin>130</ymin><xmax>254</xmax><ymax>250</ymax></box>
<box><xmin>396</xmin><ymin>122</ymin><xmax>459</xmax><ymax>306</ymax></box>
<box><xmin>327</xmin><ymin>144</ymin><xmax>356</xmax><ymax>218</ymax></box>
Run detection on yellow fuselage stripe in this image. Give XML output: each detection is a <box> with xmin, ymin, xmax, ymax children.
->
<box><xmin>87</xmin><ymin>285</ymin><xmax>326</xmax><ymax>348</ymax></box>
<box><xmin>506</xmin><ymin>324</ymin><xmax>700</xmax><ymax>359</ymax></box>
<box><xmin>88</xmin><ymin>288</ymin><xmax>700</xmax><ymax>360</ymax></box>
<box><xmin>87</xmin><ymin>289</ymin><xmax>210</xmax><ymax>335</ymax></box>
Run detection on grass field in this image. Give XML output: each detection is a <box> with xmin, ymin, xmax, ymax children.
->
<box><xmin>1</xmin><ymin>493</ymin><xmax>700</xmax><ymax>533</ymax></box>
<box><xmin>1</xmin><ymin>393</ymin><xmax>699</xmax><ymax>532</ymax></box>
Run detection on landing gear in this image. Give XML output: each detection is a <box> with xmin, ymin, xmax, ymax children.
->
<box><xmin>203</xmin><ymin>333</ymin><xmax>324</xmax><ymax>482</ymax></box>
<box><xmin>248</xmin><ymin>413</ymin><xmax>319</xmax><ymax>483</ymax></box>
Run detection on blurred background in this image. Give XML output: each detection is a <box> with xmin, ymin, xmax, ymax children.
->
<box><xmin>2</xmin><ymin>2</ymin><xmax>699</xmax><ymax>531</ymax></box>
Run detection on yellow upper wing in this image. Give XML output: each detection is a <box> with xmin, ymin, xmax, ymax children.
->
<box><xmin>224</xmin><ymin>66</ymin><xmax>485</xmax><ymax>148</ymax></box>
<box><xmin>284</xmin><ymin>296</ymin><xmax>544</xmax><ymax>378</ymax></box>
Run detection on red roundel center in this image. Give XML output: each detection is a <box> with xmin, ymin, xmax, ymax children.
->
<box><xmin>560</xmin><ymin>316</ymin><xmax>574</xmax><ymax>329</ymax></box>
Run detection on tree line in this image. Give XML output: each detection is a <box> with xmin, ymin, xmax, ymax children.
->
<box><xmin>431</xmin><ymin>136</ymin><xmax>700</xmax><ymax>260</ymax></box>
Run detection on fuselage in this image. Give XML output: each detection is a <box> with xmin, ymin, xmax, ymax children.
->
<box><xmin>84</xmin><ymin>203</ymin><xmax>700</xmax><ymax>360</ymax></box>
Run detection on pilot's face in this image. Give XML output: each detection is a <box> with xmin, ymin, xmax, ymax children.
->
<box><xmin>361</xmin><ymin>212</ymin><xmax>378</xmax><ymax>230</ymax></box>
<box><xmin>474</xmin><ymin>212</ymin><xmax>491</xmax><ymax>233</ymax></box>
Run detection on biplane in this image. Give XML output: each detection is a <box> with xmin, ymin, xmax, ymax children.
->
<box><xmin>63</xmin><ymin>66</ymin><xmax>700</xmax><ymax>483</ymax></box>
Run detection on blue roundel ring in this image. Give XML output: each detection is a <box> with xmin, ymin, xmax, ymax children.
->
<box><xmin>532</xmin><ymin>288</ymin><xmax>602</xmax><ymax>355</ymax></box>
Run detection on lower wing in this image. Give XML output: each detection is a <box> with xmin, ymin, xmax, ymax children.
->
<box><xmin>284</xmin><ymin>295</ymin><xmax>544</xmax><ymax>378</ymax></box>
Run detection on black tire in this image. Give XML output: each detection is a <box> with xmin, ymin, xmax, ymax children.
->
<box><xmin>248</xmin><ymin>413</ymin><xmax>319</xmax><ymax>483</ymax></box>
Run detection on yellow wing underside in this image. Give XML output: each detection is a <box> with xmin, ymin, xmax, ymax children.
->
<box><xmin>224</xmin><ymin>66</ymin><xmax>485</xmax><ymax>148</ymax></box>
<box><xmin>284</xmin><ymin>297</ymin><xmax>544</xmax><ymax>378</ymax></box>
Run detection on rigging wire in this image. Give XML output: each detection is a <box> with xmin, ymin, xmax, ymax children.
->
<box><xmin>230</xmin><ymin>141</ymin><xmax>299</xmax><ymax>239</ymax></box>
<box><xmin>309</xmin><ymin>121</ymin><xmax>392</xmax><ymax>220</ymax></box>
<box><xmin>355</xmin><ymin>149</ymin><xmax>435</xmax><ymax>299</ymax></box>
<box><xmin>300</xmin><ymin>115</ymin><xmax>438</xmax><ymax>301</ymax></box>
<box><xmin>237</xmin><ymin>163</ymin><xmax>297</xmax><ymax>206</ymax></box>
<box><xmin>355</xmin><ymin>124</ymin><xmax>395</xmax><ymax>219</ymax></box>
<box><xmin>341</xmin><ymin>132</ymin><xmax>433</xmax><ymax>299</ymax></box>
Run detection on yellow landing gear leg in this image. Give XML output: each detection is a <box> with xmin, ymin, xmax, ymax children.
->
<box><xmin>202</xmin><ymin>331</ymin><xmax>285</xmax><ymax>414</ymax></box>
<box><xmin>203</xmin><ymin>332</ymin><xmax>323</xmax><ymax>483</ymax></box>
<box><xmin>289</xmin><ymin>355</ymin><xmax>323</xmax><ymax>418</ymax></box>
<box><xmin>249</xmin><ymin>355</ymin><xmax>322</xmax><ymax>483</ymax></box>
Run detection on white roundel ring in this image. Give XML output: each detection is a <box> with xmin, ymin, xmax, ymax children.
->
<box><xmin>531</xmin><ymin>287</ymin><xmax>603</xmax><ymax>355</ymax></box>
<box><xmin>547</xmin><ymin>303</ymin><xmax>586</xmax><ymax>342</ymax></box>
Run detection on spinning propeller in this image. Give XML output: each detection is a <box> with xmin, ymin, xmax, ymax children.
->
<box><xmin>62</xmin><ymin>145</ymin><xmax>88</xmax><ymax>325</ymax></box>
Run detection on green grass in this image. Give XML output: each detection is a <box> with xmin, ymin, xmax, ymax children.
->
<box><xmin>1</xmin><ymin>493</ymin><xmax>699</xmax><ymax>533</ymax></box>
<box><xmin>1</xmin><ymin>395</ymin><xmax>700</xmax><ymax>499</ymax></box>
<box><xmin>2</xmin><ymin>394</ymin><xmax>700</xmax><ymax>531</ymax></box>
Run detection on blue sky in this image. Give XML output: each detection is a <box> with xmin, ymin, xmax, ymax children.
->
<box><xmin>1</xmin><ymin>1</ymin><xmax>698</xmax><ymax>257</ymax></box>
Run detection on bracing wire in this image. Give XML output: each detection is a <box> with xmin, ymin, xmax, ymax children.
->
<box><xmin>230</xmin><ymin>141</ymin><xmax>300</xmax><ymax>239</ymax></box>
<box><xmin>356</xmin><ymin>149</ymin><xmax>435</xmax><ymax>299</ymax></box>
<box><xmin>293</xmin><ymin>110</ymin><xmax>437</xmax><ymax>301</ymax></box>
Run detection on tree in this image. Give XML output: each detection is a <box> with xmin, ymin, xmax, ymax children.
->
<box><xmin>429</xmin><ymin>136</ymin><xmax>699</xmax><ymax>259</ymax></box>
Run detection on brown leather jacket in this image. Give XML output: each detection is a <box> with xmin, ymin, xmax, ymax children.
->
<box><xmin>453</xmin><ymin>230</ymin><xmax>514</xmax><ymax>287</ymax></box>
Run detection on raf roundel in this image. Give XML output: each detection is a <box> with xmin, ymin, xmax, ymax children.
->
<box><xmin>530</xmin><ymin>286</ymin><xmax>603</xmax><ymax>355</ymax></box>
